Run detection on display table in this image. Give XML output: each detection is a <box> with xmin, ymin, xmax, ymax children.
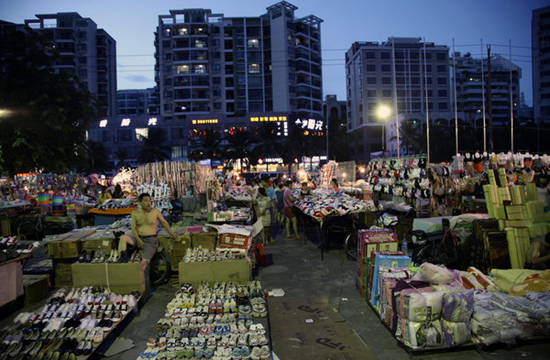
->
<box><xmin>0</xmin><ymin>254</ymin><xmax>31</xmax><ymax>307</ymax></box>
<box><xmin>412</xmin><ymin>216</ymin><xmax>452</xmax><ymax>233</ymax></box>
<box><xmin>413</xmin><ymin>214</ymin><xmax>489</xmax><ymax>233</ymax></box>
<box><xmin>88</xmin><ymin>207</ymin><xmax>137</xmax><ymax>225</ymax></box>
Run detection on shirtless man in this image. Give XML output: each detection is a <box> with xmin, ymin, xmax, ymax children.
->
<box><xmin>119</xmin><ymin>193</ymin><xmax>177</xmax><ymax>292</ymax></box>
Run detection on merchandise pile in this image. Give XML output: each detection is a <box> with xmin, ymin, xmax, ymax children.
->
<box><xmin>361</xmin><ymin>252</ymin><xmax>550</xmax><ymax>350</ymax></box>
<box><xmin>224</xmin><ymin>187</ymin><xmax>252</xmax><ymax>202</ymax></box>
<box><xmin>137</xmin><ymin>281</ymin><xmax>271</xmax><ymax>360</ymax></box>
<box><xmin>295</xmin><ymin>190</ymin><xmax>376</xmax><ymax>220</ymax></box>
<box><xmin>0</xmin><ymin>287</ymin><xmax>138</xmax><ymax>358</ymax></box>
<box><xmin>181</xmin><ymin>247</ymin><xmax>245</xmax><ymax>263</ymax></box>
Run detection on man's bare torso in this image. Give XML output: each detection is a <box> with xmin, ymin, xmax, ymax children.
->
<box><xmin>133</xmin><ymin>208</ymin><xmax>159</xmax><ymax>236</ymax></box>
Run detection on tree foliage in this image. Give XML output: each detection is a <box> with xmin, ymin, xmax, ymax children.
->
<box><xmin>136</xmin><ymin>127</ymin><xmax>170</xmax><ymax>164</ymax></box>
<box><xmin>0</xmin><ymin>23</ymin><xmax>97</xmax><ymax>174</ymax></box>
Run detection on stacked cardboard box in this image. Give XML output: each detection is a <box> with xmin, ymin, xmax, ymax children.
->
<box><xmin>483</xmin><ymin>171</ymin><xmax>550</xmax><ymax>269</ymax></box>
<box><xmin>354</xmin><ymin>229</ymin><xmax>400</xmax><ymax>301</ymax></box>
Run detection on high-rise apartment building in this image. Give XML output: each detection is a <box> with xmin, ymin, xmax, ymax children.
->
<box><xmin>25</xmin><ymin>13</ymin><xmax>117</xmax><ymax>118</ymax></box>
<box><xmin>154</xmin><ymin>1</ymin><xmax>323</xmax><ymax>135</ymax></box>
<box><xmin>532</xmin><ymin>5</ymin><xmax>550</xmax><ymax>122</ymax></box>
<box><xmin>345</xmin><ymin>38</ymin><xmax>451</xmax><ymax>162</ymax></box>
<box><xmin>453</xmin><ymin>52</ymin><xmax>521</xmax><ymax>127</ymax></box>
<box><xmin>117</xmin><ymin>88</ymin><xmax>157</xmax><ymax>116</ymax></box>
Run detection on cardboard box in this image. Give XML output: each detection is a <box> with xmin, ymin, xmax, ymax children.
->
<box><xmin>218</xmin><ymin>233</ymin><xmax>252</xmax><ymax>250</ymax></box>
<box><xmin>268</xmin><ymin>296</ymin><xmax>346</xmax><ymax>331</ymax></box>
<box><xmin>178</xmin><ymin>259</ymin><xmax>250</xmax><ymax>286</ymax></box>
<box><xmin>357</xmin><ymin>229</ymin><xmax>398</xmax><ymax>259</ymax></box>
<box><xmin>48</xmin><ymin>240</ymin><xmax>82</xmax><ymax>259</ymax></box>
<box><xmin>191</xmin><ymin>232</ymin><xmax>217</xmax><ymax>250</ymax></box>
<box><xmin>505</xmin><ymin>205</ymin><xmax>528</xmax><ymax>220</ymax></box>
<box><xmin>53</xmin><ymin>259</ymin><xmax>75</xmax><ymax>287</ymax></box>
<box><xmin>23</xmin><ymin>274</ymin><xmax>51</xmax><ymax>306</ymax></box>
<box><xmin>271</xmin><ymin>322</ymin><xmax>377</xmax><ymax>360</ymax></box>
<box><xmin>473</xmin><ymin>219</ymin><xmax>499</xmax><ymax>240</ymax></box>
<box><xmin>71</xmin><ymin>263</ymin><xmax>142</xmax><ymax>294</ymax></box>
<box><xmin>82</xmin><ymin>239</ymin><xmax>113</xmax><ymax>255</ymax></box>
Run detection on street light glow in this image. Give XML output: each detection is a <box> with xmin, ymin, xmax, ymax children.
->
<box><xmin>376</xmin><ymin>105</ymin><xmax>392</xmax><ymax>119</ymax></box>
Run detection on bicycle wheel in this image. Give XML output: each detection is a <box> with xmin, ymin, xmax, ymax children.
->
<box><xmin>344</xmin><ymin>233</ymin><xmax>358</xmax><ymax>261</ymax></box>
<box><xmin>150</xmin><ymin>250</ymin><xmax>172</xmax><ymax>286</ymax></box>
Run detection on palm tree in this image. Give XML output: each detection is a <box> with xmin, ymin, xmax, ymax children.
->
<box><xmin>114</xmin><ymin>148</ymin><xmax>129</xmax><ymax>171</ymax></box>
<box><xmin>223</xmin><ymin>129</ymin><xmax>257</xmax><ymax>172</ymax></box>
<box><xmin>136</xmin><ymin>128</ymin><xmax>170</xmax><ymax>164</ymax></box>
<box><xmin>189</xmin><ymin>127</ymin><xmax>223</xmax><ymax>167</ymax></box>
<box><xmin>391</xmin><ymin>119</ymin><xmax>426</xmax><ymax>155</ymax></box>
<box><xmin>251</xmin><ymin>122</ymin><xmax>281</xmax><ymax>160</ymax></box>
<box><xmin>83</xmin><ymin>140</ymin><xmax>108</xmax><ymax>173</ymax></box>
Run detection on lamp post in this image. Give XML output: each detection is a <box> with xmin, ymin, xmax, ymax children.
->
<box><xmin>376</xmin><ymin>104</ymin><xmax>392</xmax><ymax>157</ymax></box>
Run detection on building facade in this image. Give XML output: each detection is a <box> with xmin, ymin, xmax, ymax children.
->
<box><xmin>117</xmin><ymin>88</ymin><xmax>157</xmax><ymax>116</ymax></box>
<box><xmin>345</xmin><ymin>38</ymin><xmax>451</xmax><ymax>162</ymax></box>
<box><xmin>453</xmin><ymin>52</ymin><xmax>521</xmax><ymax>127</ymax></box>
<box><xmin>532</xmin><ymin>5</ymin><xmax>550</xmax><ymax>122</ymax></box>
<box><xmin>25</xmin><ymin>13</ymin><xmax>117</xmax><ymax>118</ymax></box>
<box><xmin>323</xmin><ymin>95</ymin><xmax>348</xmax><ymax>161</ymax></box>
<box><xmin>154</xmin><ymin>1</ymin><xmax>323</xmax><ymax>156</ymax></box>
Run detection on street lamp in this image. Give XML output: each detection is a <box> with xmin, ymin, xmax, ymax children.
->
<box><xmin>376</xmin><ymin>104</ymin><xmax>392</xmax><ymax>155</ymax></box>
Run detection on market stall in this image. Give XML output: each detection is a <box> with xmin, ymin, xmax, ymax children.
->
<box><xmin>294</xmin><ymin>189</ymin><xmax>376</xmax><ymax>259</ymax></box>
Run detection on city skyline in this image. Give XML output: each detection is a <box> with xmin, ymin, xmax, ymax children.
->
<box><xmin>1</xmin><ymin>0</ymin><xmax>546</xmax><ymax>106</ymax></box>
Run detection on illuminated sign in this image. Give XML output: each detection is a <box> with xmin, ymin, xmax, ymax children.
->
<box><xmin>250</xmin><ymin>116</ymin><xmax>287</xmax><ymax>122</ymax></box>
<box><xmin>265</xmin><ymin>158</ymin><xmax>283</xmax><ymax>164</ymax></box>
<box><xmin>296</xmin><ymin>118</ymin><xmax>323</xmax><ymax>131</ymax></box>
<box><xmin>192</xmin><ymin>119</ymin><xmax>218</xmax><ymax>124</ymax></box>
<box><xmin>99</xmin><ymin>119</ymin><xmax>108</xmax><ymax>127</ymax></box>
<box><xmin>148</xmin><ymin>117</ymin><xmax>158</xmax><ymax>126</ymax></box>
<box><xmin>121</xmin><ymin>118</ymin><xmax>131</xmax><ymax>127</ymax></box>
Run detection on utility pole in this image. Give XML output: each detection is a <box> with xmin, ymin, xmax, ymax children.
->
<box><xmin>487</xmin><ymin>45</ymin><xmax>494</xmax><ymax>152</ymax></box>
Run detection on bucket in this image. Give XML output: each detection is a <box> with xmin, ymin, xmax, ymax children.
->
<box><xmin>51</xmin><ymin>196</ymin><xmax>65</xmax><ymax>216</ymax></box>
<box><xmin>36</xmin><ymin>192</ymin><xmax>50</xmax><ymax>207</ymax></box>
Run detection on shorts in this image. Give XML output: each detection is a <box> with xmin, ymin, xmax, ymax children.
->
<box><xmin>128</xmin><ymin>234</ymin><xmax>159</xmax><ymax>260</ymax></box>
<box><xmin>284</xmin><ymin>207</ymin><xmax>296</xmax><ymax>219</ymax></box>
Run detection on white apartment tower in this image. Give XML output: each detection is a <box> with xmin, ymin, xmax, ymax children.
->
<box><xmin>453</xmin><ymin>52</ymin><xmax>521</xmax><ymax>127</ymax></box>
<box><xmin>154</xmin><ymin>1</ymin><xmax>323</xmax><ymax>130</ymax></box>
<box><xmin>25</xmin><ymin>13</ymin><xmax>117</xmax><ymax>118</ymax></box>
<box><xmin>345</xmin><ymin>38</ymin><xmax>450</xmax><ymax>162</ymax></box>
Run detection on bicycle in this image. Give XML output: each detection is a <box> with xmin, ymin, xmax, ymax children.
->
<box><xmin>343</xmin><ymin>213</ymin><xmax>360</xmax><ymax>261</ymax></box>
<box><xmin>112</xmin><ymin>231</ymin><xmax>172</xmax><ymax>287</ymax></box>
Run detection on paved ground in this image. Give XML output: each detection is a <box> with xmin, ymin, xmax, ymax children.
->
<box><xmin>2</xmin><ymin>228</ymin><xmax>550</xmax><ymax>359</ymax></box>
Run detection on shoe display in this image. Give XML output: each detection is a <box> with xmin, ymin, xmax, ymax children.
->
<box><xmin>134</xmin><ymin>281</ymin><xmax>270</xmax><ymax>360</ymax></box>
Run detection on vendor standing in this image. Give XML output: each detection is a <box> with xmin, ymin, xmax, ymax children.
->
<box><xmin>118</xmin><ymin>193</ymin><xmax>177</xmax><ymax>293</ymax></box>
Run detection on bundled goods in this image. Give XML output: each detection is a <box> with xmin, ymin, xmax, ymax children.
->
<box><xmin>412</xmin><ymin>262</ymin><xmax>462</xmax><ymax>287</ymax></box>
<box><xmin>370</xmin><ymin>254</ymin><xmax>411</xmax><ymax>308</ymax></box>
<box><xmin>400</xmin><ymin>291</ymin><xmax>444</xmax><ymax>349</ymax></box>
<box><xmin>461</xmin><ymin>267</ymin><xmax>499</xmax><ymax>292</ymax></box>
<box><xmin>360</xmin><ymin>250</ymin><xmax>403</xmax><ymax>301</ymax></box>
<box><xmin>378</xmin><ymin>268</ymin><xmax>411</xmax><ymax>326</ymax></box>
<box><xmin>440</xmin><ymin>291</ymin><xmax>474</xmax><ymax>347</ymax></box>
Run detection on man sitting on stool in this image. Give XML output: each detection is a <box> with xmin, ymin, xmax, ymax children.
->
<box><xmin>118</xmin><ymin>193</ymin><xmax>177</xmax><ymax>293</ymax></box>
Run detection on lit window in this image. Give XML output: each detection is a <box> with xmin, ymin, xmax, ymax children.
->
<box><xmin>178</xmin><ymin>27</ymin><xmax>188</xmax><ymax>36</ymax></box>
<box><xmin>177</xmin><ymin>65</ymin><xmax>189</xmax><ymax>74</ymax></box>
<box><xmin>148</xmin><ymin>117</ymin><xmax>158</xmax><ymax>126</ymax></box>
<box><xmin>121</xmin><ymin>118</ymin><xmax>131</xmax><ymax>127</ymax></box>
<box><xmin>195</xmin><ymin>65</ymin><xmax>206</xmax><ymax>74</ymax></box>
<box><xmin>249</xmin><ymin>63</ymin><xmax>260</xmax><ymax>74</ymax></box>
<box><xmin>99</xmin><ymin>119</ymin><xmax>108</xmax><ymax>127</ymax></box>
<box><xmin>135</xmin><ymin>128</ymin><xmax>148</xmax><ymax>140</ymax></box>
<box><xmin>247</xmin><ymin>39</ymin><xmax>259</xmax><ymax>48</ymax></box>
